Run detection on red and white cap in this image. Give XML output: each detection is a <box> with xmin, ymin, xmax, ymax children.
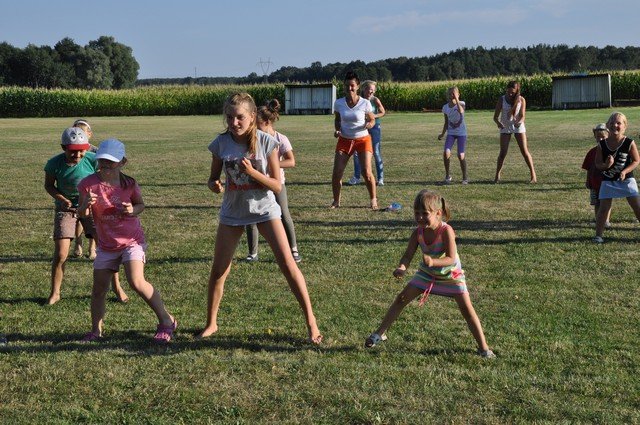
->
<box><xmin>61</xmin><ymin>127</ymin><xmax>90</xmax><ymax>151</ymax></box>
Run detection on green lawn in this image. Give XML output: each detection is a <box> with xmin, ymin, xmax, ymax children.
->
<box><xmin>1</xmin><ymin>108</ymin><xmax>639</xmax><ymax>424</ymax></box>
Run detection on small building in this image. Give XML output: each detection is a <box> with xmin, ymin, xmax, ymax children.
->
<box><xmin>551</xmin><ymin>73</ymin><xmax>611</xmax><ymax>110</ymax></box>
<box><xmin>284</xmin><ymin>84</ymin><xmax>336</xmax><ymax>115</ymax></box>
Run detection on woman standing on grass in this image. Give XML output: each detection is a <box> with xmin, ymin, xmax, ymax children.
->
<box><xmin>347</xmin><ymin>80</ymin><xmax>386</xmax><ymax>187</ymax></box>
<box><xmin>198</xmin><ymin>92</ymin><xmax>321</xmax><ymax>344</ymax></box>
<box><xmin>493</xmin><ymin>80</ymin><xmax>537</xmax><ymax>184</ymax></box>
<box><xmin>593</xmin><ymin>112</ymin><xmax>640</xmax><ymax>243</ymax></box>
<box><xmin>330</xmin><ymin>71</ymin><xmax>378</xmax><ymax>209</ymax></box>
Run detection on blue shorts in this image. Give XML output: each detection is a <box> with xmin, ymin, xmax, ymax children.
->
<box><xmin>444</xmin><ymin>135</ymin><xmax>467</xmax><ymax>154</ymax></box>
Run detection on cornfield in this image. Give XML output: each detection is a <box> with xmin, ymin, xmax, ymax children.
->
<box><xmin>1</xmin><ymin>72</ymin><xmax>639</xmax><ymax>117</ymax></box>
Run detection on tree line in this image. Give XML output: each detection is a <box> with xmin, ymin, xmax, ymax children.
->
<box><xmin>138</xmin><ymin>44</ymin><xmax>640</xmax><ymax>86</ymax></box>
<box><xmin>0</xmin><ymin>36</ymin><xmax>139</xmax><ymax>89</ymax></box>
<box><xmin>3</xmin><ymin>41</ymin><xmax>639</xmax><ymax>89</ymax></box>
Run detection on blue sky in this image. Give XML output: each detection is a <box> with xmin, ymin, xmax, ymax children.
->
<box><xmin>1</xmin><ymin>0</ymin><xmax>639</xmax><ymax>79</ymax></box>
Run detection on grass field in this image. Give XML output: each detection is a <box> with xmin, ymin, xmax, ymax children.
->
<box><xmin>1</xmin><ymin>108</ymin><xmax>639</xmax><ymax>424</ymax></box>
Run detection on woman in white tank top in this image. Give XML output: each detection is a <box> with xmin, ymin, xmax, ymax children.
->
<box><xmin>492</xmin><ymin>81</ymin><xmax>537</xmax><ymax>183</ymax></box>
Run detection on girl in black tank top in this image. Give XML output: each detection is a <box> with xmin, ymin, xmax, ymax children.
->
<box><xmin>593</xmin><ymin>112</ymin><xmax>640</xmax><ymax>242</ymax></box>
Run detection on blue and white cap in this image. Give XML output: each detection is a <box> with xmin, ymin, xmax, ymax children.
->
<box><xmin>96</xmin><ymin>139</ymin><xmax>126</xmax><ymax>162</ymax></box>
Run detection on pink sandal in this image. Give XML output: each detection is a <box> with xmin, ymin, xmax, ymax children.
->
<box><xmin>154</xmin><ymin>319</ymin><xmax>177</xmax><ymax>343</ymax></box>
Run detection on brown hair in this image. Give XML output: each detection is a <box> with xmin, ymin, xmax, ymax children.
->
<box><xmin>257</xmin><ymin>99</ymin><xmax>281</xmax><ymax>124</ymax></box>
<box><xmin>506</xmin><ymin>81</ymin><xmax>521</xmax><ymax>117</ymax></box>
<box><xmin>413</xmin><ymin>189</ymin><xmax>451</xmax><ymax>222</ymax></box>
<box><xmin>223</xmin><ymin>92</ymin><xmax>258</xmax><ymax>154</ymax></box>
<box><xmin>344</xmin><ymin>71</ymin><xmax>360</xmax><ymax>85</ymax></box>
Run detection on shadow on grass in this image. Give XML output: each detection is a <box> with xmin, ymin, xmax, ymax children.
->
<box><xmin>0</xmin><ymin>255</ymin><xmax>87</xmax><ymax>264</ymax></box>
<box><xmin>143</xmin><ymin>182</ymin><xmax>205</xmax><ymax>188</ymax></box>
<box><xmin>0</xmin><ymin>207</ymin><xmax>50</xmax><ymax>212</ymax></box>
<box><xmin>0</xmin><ymin>330</ymin><xmax>357</xmax><ymax>356</ymax></box>
<box><xmin>0</xmin><ymin>295</ymin><xmax>91</xmax><ymax>305</ymax></box>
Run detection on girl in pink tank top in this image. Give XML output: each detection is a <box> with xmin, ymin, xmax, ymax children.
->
<box><xmin>364</xmin><ymin>189</ymin><xmax>495</xmax><ymax>358</ymax></box>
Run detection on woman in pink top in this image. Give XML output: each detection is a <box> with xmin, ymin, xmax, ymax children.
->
<box><xmin>77</xmin><ymin>139</ymin><xmax>176</xmax><ymax>343</ymax></box>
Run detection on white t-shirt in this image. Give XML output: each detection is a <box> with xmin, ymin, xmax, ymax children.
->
<box><xmin>442</xmin><ymin>101</ymin><xmax>467</xmax><ymax>137</ymax></box>
<box><xmin>208</xmin><ymin>130</ymin><xmax>282</xmax><ymax>226</ymax></box>
<box><xmin>334</xmin><ymin>97</ymin><xmax>372</xmax><ymax>139</ymax></box>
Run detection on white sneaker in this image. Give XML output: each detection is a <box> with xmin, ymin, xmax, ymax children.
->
<box><xmin>477</xmin><ymin>349</ymin><xmax>496</xmax><ymax>358</ymax></box>
<box><xmin>443</xmin><ymin>175</ymin><xmax>452</xmax><ymax>185</ymax></box>
<box><xmin>377</xmin><ymin>179</ymin><xmax>384</xmax><ymax>186</ymax></box>
<box><xmin>461</xmin><ymin>179</ymin><xmax>469</xmax><ymax>185</ymax></box>
<box><xmin>346</xmin><ymin>176</ymin><xmax>360</xmax><ymax>186</ymax></box>
<box><xmin>604</xmin><ymin>221</ymin><xmax>612</xmax><ymax>228</ymax></box>
<box><xmin>593</xmin><ymin>236</ymin><xmax>604</xmax><ymax>244</ymax></box>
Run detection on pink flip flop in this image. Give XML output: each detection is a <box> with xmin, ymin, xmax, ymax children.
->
<box><xmin>153</xmin><ymin>319</ymin><xmax>177</xmax><ymax>343</ymax></box>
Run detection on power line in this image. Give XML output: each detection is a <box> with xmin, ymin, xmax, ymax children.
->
<box><xmin>257</xmin><ymin>57</ymin><xmax>274</xmax><ymax>82</ymax></box>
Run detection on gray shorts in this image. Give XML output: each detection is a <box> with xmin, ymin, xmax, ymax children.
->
<box><xmin>53</xmin><ymin>210</ymin><xmax>96</xmax><ymax>240</ymax></box>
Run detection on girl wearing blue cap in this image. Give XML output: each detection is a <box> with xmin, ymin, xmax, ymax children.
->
<box><xmin>77</xmin><ymin>139</ymin><xmax>176</xmax><ymax>343</ymax></box>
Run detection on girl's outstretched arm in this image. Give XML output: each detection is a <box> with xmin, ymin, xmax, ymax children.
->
<box><xmin>394</xmin><ymin>229</ymin><xmax>419</xmax><ymax>278</ymax></box>
<box><xmin>241</xmin><ymin>148</ymin><xmax>282</xmax><ymax>194</ymax></box>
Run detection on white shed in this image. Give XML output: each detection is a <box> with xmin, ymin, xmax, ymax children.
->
<box><xmin>551</xmin><ymin>73</ymin><xmax>611</xmax><ymax>110</ymax></box>
<box><xmin>284</xmin><ymin>84</ymin><xmax>336</xmax><ymax>115</ymax></box>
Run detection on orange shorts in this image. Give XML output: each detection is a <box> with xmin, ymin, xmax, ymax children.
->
<box><xmin>335</xmin><ymin>134</ymin><xmax>372</xmax><ymax>156</ymax></box>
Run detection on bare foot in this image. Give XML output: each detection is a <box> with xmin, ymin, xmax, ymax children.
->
<box><xmin>116</xmin><ymin>292</ymin><xmax>129</xmax><ymax>303</ymax></box>
<box><xmin>529</xmin><ymin>178</ymin><xmax>537</xmax><ymax>184</ymax></box>
<box><xmin>46</xmin><ymin>295</ymin><xmax>60</xmax><ymax>305</ymax></box>
<box><xmin>73</xmin><ymin>244</ymin><xmax>83</xmax><ymax>258</ymax></box>
<box><xmin>307</xmin><ymin>324</ymin><xmax>322</xmax><ymax>345</ymax></box>
<box><xmin>196</xmin><ymin>325</ymin><xmax>218</xmax><ymax>339</ymax></box>
<box><xmin>88</xmin><ymin>250</ymin><xmax>97</xmax><ymax>260</ymax></box>
<box><xmin>370</xmin><ymin>198</ymin><xmax>379</xmax><ymax>210</ymax></box>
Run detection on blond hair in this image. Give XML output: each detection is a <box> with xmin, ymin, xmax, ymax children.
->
<box><xmin>223</xmin><ymin>92</ymin><xmax>258</xmax><ymax>154</ymax></box>
<box><xmin>607</xmin><ymin>111</ymin><xmax>628</xmax><ymax>130</ymax></box>
<box><xmin>413</xmin><ymin>189</ymin><xmax>450</xmax><ymax>222</ymax></box>
<box><xmin>360</xmin><ymin>80</ymin><xmax>377</xmax><ymax>96</ymax></box>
